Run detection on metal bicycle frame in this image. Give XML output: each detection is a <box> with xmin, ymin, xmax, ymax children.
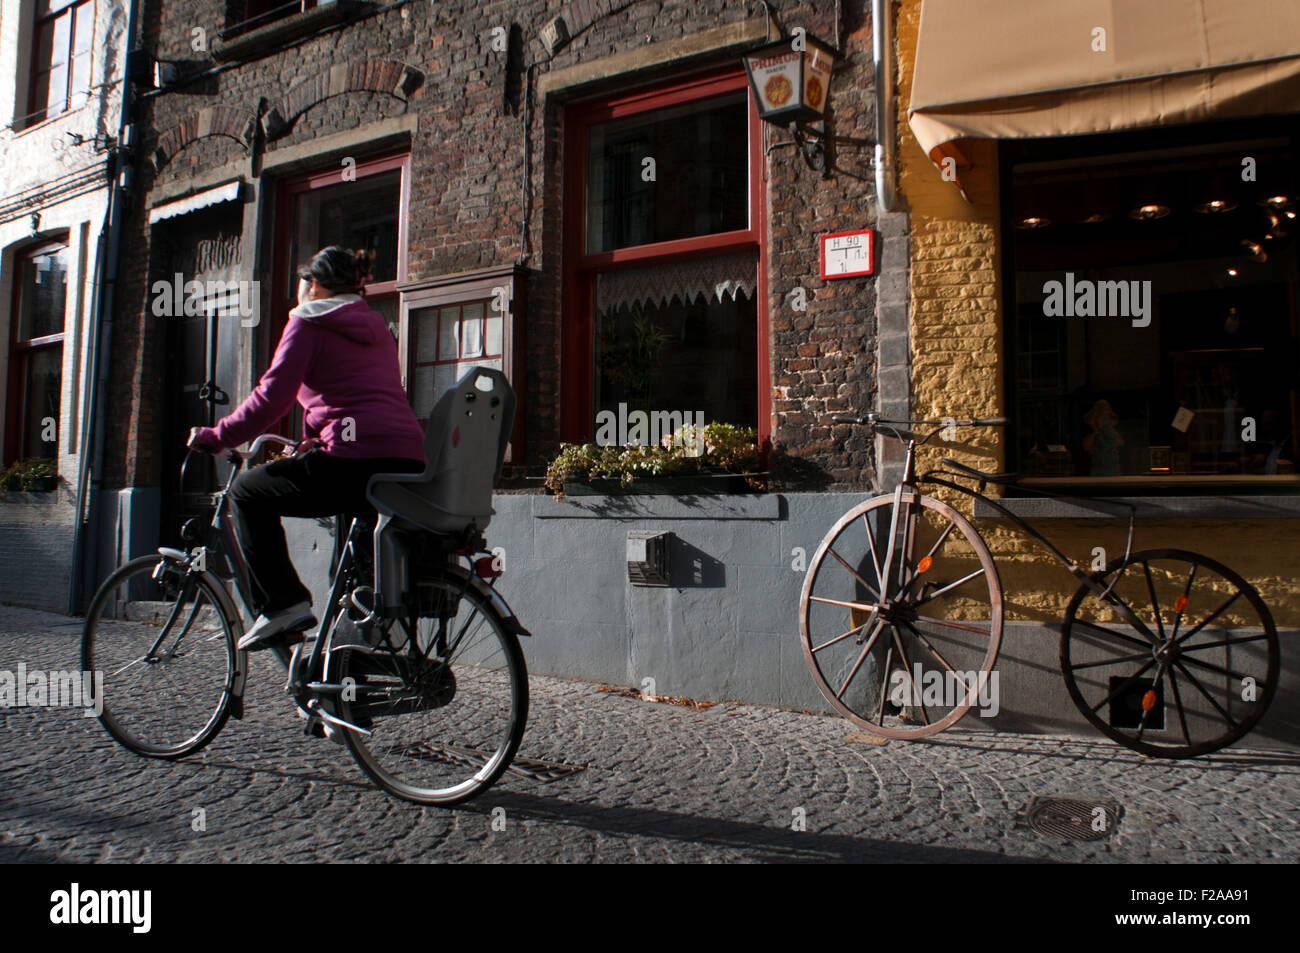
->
<box><xmin>878</xmin><ymin>423</ymin><xmax>1159</xmax><ymax>643</ymax></box>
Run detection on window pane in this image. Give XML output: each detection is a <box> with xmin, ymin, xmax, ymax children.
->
<box><xmin>45</xmin><ymin>63</ymin><xmax>67</xmax><ymax>113</ymax></box>
<box><xmin>438</xmin><ymin>307</ymin><xmax>459</xmax><ymax>359</ymax></box>
<box><xmin>586</xmin><ymin>91</ymin><xmax>749</xmax><ymax>253</ymax></box>
<box><xmin>49</xmin><ymin>13</ymin><xmax>70</xmax><ymax>68</ymax></box>
<box><xmin>594</xmin><ymin>257</ymin><xmax>757</xmax><ymax>431</ymax></box>
<box><xmin>22</xmin><ymin>346</ymin><xmax>62</xmax><ymax>461</ymax></box>
<box><xmin>1010</xmin><ymin>138</ymin><xmax>1298</xmax><ymax>480</ymax></box>
<box><xmin>72</xmin><ymin>5</ymin><xmax>93</xmax><ymax>56</ymax></box>
<box><xmin>461</xmin><ymin>302</ymin><xmax>483</xmax><ymax>357</ymax></box>
<box><xmin>414</xmin><ymin>306</ymin><xmax>439</xmax><ymax>363</ymax></box>
<box><xmin>69</xmin><ymin>52</ymin><xmax>90</xmax><ymax>97</ymax></box>
<box><xmin>18</xmin><ymin>247</ymin><xmax>68</xmax><ymax>341</ymax></box>
<box><xmin>290</xmin><ymin>169</ymin><xmax>401</xmax><ymax>289</ymax></box>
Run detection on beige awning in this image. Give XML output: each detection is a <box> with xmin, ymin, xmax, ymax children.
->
<box><xmin>908</xmin><ymin>0</ymin><xmax>1300</xmax><ymax>167</ymax></box>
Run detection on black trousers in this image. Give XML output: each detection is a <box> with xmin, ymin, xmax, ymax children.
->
<box><xmin>229</xmin><ymin>450</ymin><xmax>423</xmax><ymax>616</ymax></box>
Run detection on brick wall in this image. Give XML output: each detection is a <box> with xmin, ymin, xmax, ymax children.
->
<box><xmin>108</xmin><ymin>1</ymin><xmax>885</xmax><ymax>494</ymax></box>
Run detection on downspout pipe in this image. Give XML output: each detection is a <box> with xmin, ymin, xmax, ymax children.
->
<box><xmin>68</xmin><ymin>0</ymin><xmax>140</xmax><ymax>613</ymax></box>
<box><xmin>873</xmin><ymin>0</ymin><xmax>901</xmax><ymax>213</ymax></box>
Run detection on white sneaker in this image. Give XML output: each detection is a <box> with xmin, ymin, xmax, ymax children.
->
<box><xmin>239</xmin><ymin>601</ymin><xmax>316</xmax><ymax>651</ymax></box>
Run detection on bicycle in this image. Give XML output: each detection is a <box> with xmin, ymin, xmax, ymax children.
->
<box><xmin>799</xmin><ymin>413</ymin><xmax>1279</xmax><ymax>758</ymax></box>
<box><xmin>81</xmin><ymin>366</ymin><xmax>530</xmax><ymax>805</ymax></box>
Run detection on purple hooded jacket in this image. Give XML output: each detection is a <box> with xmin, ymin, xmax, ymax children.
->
<box><xmin>197</xmin><ymin>295</ymin><xmax>426</xmax><ymax>464</ymax></box>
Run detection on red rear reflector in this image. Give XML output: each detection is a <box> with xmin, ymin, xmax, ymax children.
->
<box><xmin>474</xmin><ymin>555</ymin><xmax>501</xmax><ymax>579</ymax></box>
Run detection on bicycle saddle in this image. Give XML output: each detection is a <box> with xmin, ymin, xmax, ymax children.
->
<box><xmin>939</xmin><ymin>458</ymin><xmax>1020</xmax><ymax>485</ymax></box>
<box><xmin>367</xmin><ymin>366</ymin><xmax>516</xmax><ymax>535</ymax></box>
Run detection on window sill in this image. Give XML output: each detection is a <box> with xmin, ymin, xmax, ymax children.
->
<box><xmin>213</xmin><ymin>1</ymin><xmax>371</xmax><ymax>63</ymax></box>
<box><xmin>532</xmin><ymin>493</ymin><xmax>783</xmax><ymax>521</ymax></box>
<box><xmin>974</xmin><ymin>494</ymin><xmax>1300</xmax><ymax>520</ymax></box>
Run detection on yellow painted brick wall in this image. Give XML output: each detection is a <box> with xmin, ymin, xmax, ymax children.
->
<box><xmin>894</xmin><ymin>0</ymin><xmax>1300</xmax><ymax>626</ymax></box>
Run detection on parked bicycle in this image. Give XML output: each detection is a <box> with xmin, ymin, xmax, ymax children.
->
<box><xmin>799</xmin><ymin>413</ymin><xmax>1279</xmax><ymax>758</ymax></box>
<box><xmin>81</xmin><ymin>367</ymin><xmax>529</xmax><ymax>805</ymax></box>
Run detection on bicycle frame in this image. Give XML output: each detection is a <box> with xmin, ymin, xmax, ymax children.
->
<box><xmin>870</xmin><ymin>416</ymin><xmax>1160</xmax><ymax>643</ymax></box>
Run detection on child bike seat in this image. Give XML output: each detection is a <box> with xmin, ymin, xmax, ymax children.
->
<box><xmin>366</xmin><ymin>366</ymin><xmax>516</xmax><ymax>536</ymax></box>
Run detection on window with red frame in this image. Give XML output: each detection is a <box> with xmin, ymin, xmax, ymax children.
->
<box><xmin>25</xmin><ymin>0</ymin><xmax>92</xmax><ymax>128</ymax></box>
<box><xmin>562</xmin><ymin>69</ymin><xmax>768</xmax><ymax>446</ymax></box>
<box><xmin>6</xmin><ymin>241</ymin><xmax>68</xmax><ymax>467</ymax></box>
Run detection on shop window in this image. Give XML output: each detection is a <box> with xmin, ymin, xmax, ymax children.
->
<box><xmin>1003</xmin><ymin>121</ymin><xmax>1300</xmax><ymax>492</ymax></box>
<box><xmin>562</xmin><ymin>68</ymin><xmax>768</xmax><ymax>444</ymax></box>
<box><xmin>398</xmin><ymin>266</ymin><xmax>527</xmax><ymax>459</ymax></box>
<box><xmin>23</xmin><ymin>0</ymin><xmax>93</xmax><ymax>129</ymax></box>
<box><xmin>5</xmin><ymin>240</ymin><xmax>68</xmax><ymax>467</ymax></box>
<box><xmin>270</xmin><ymin>153</ymin><xmax>408</xmax><ymax>437</ymax></box>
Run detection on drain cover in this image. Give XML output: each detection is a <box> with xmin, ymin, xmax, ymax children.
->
<box><xmin>505</xmin><ymin>754</ymin><xmax>588</xmax><ymax>783</ymax></box>
<box><xmin>1026</xmin><ymin>797</ymin><xmax>1122</xmax><ymax>840</ymax></box>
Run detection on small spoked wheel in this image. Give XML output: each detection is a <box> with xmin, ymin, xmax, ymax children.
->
<box><xmin>799</xmin><ymin>492</ymin><xmax>1004</xmax><ymax>739</ymax></box>
<box><xmin>81</xmin><ymin>554</ymin><xmax>239</xmax><ymax>759</ymax></box>
<box><xmin>326</xmin><ymin>573</ymin><xmax>528</xmax><ymax>806</ymax></box>
<box><xmin>1060</xmin><ymin>549</ymin><xmax>1278</xmax><ymax>758</ymax></box>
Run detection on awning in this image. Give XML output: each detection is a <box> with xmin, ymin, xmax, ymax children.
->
<box><xmin>908</xmin><ymin>0</ymin><xmax>1300</xmax><ymax>167</ymax></box>
<box><xmin>147</xmin><ymin>181</ymin><xmax>243</xmax><ymax>225</ymax></box>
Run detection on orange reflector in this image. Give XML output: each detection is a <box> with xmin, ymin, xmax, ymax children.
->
<box><xmin>1141</xmin><ymin>690</ymin><xmax>1157</xmax><ymax>711</ymax></box>
<box><xmin>918</xmin><ymin>556</ymin><xmax>933</xmax><ymax>573</ymax></box>
<box><xmin>1174</xmin><ymin>594</ymin><xmax>1188</xmax><ymax>613</ymax></box>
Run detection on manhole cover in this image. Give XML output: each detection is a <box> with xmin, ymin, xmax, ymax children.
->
<box><xmin>1026</xmin><ymin>797</ymin><xmax>1122</xmax><ymax>840</ymax></box>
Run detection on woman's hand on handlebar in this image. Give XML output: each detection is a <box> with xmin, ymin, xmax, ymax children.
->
<box><xmin>188</xmin><ymin>426</ymin><xmax>221</xmax><ymax>453</ymax></box>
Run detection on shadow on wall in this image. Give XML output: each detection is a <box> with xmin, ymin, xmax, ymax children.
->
<box><xmin>668</xmin><ymin>535</ymin><xmax>725</xmax><ymax>588</ymax></box>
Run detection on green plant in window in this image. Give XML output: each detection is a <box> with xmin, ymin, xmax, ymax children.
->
<box><xmin>0</xmin><ymin>457</ymin><xmax>58</xmax><ymax>499</ymax></box>
<box><xmin>544</xmin><ymin>422</ymin><xmax>761</xmax><ymax>498</ymax></box>
<box><xmin>597</xmin><ymin>307</ymin><xmax>672</xmax><ymax>406</ymax></box>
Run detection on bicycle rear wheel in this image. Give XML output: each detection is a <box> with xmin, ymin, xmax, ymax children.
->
<box><xmin>81</xmin><ymin>554</ymin><xmax>239</xmax><ymax>758</ymax></box>
<box><xmin>800</xmin><ymin>491</ymin><xmax>1004</xmax><ymax>739</ymax></box>
<box><xmin>1060</xmin><ymin>549</ymin><xmax>1278</xmax><ymax>758</ymax></box>
<box><xmin>328</xmin><ymin>572</ymin><xmax>528</xmax><ymax>805</ymax></box>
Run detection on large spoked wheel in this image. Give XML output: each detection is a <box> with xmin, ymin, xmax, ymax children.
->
<box><xmin>327</xmin><ymin>573</ymin><xmax>528</xmax><ymax>806</ymax></box>
<box><xmin>81</xmin><ymin>554</ymin><xmax>239</xmax><ymax>759</ymax></box>
<box><xmin>800</xmin><ymin>491</ymin><xmax>1004</xmax><ymax>739</ymax></box>
<box><xmin>1061</xmin><ymin>549</ymin><xmax>1278</xmax><ymax>758</ymax></box>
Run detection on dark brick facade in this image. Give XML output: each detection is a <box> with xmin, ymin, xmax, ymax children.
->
<box><xmin>109</xmin><ymin>0</ymin><xmax>881</xmax><ymax>493</ymax></box>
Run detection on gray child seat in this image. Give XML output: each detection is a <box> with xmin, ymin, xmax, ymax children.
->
<box><xmin>366</xmin><ymin>365</ymin><xmax>515</xmax><ymax>536</ymax></box>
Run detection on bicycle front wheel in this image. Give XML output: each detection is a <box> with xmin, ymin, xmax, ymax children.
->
<box><xmin>329</xmin><ymin>573</ymin><xmax>528</xmax><ymax>806</ymax></box>
<box><xmin>1060</xmin><ymin>549</ymin><xmax>1278</xmax><ymax>758</ymax></box>
<box><xmin>81</xmin><ymin>554</ymin><xmax>239</xmax><ymax>758</ymax></box>
<box><xmin>800</xmin><ymin>491</ymin><xmax>1004</xmax><ymax>739</ymax></box>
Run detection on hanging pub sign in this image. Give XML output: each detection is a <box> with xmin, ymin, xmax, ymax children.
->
<box><xmin>820</xmin><ymin>228</ymin><xmax>875</xmax><ymax>279</ymax></box>
<box><xmin>743</xmin><ymin>34</ymin><xmax>838</xmax><ymax>124</ymax></box>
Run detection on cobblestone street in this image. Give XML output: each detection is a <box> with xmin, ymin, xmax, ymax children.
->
<box><xmin>1</xmin><ymin>605</ymin><xmax>1297</xmax><ymax>863</ymax></box>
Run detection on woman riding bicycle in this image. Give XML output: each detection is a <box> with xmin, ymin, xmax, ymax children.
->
<box><xmin>190</xmin><ymin>246</ymin><xmax>425</xmax><ymax>651</ymax></box>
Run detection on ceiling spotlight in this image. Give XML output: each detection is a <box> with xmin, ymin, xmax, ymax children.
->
<box><xmin>1017</xmin><ymin>216</ymin><xmax>1050</xmax><ymax>229</ymax></box>
<box><xmin>1286</xmin><ymin>210</ymin><xmax>1297</xmax><ymax>220</ymax></box>
<box><xmin>1240</xmin><ymin>239</ymin><xmax>1267</xmax><ymax>263</ymax></box>
<box><xmin>1260</xmin><ymin>195</ymin><xmax>1292</xmax><ymax>208</ymax></box>
<box><xmin>1194</xmin><ymin>198</ymin><xmax>1237</xmax><ymax>213</ymax></box>
<box><xmin>1129</xmin><ymin>203</ymin><xmax>1171</xmax><ymax>220</ymax></box>
<box><xmin>1081</xmin><ymin>211</ymin><xmax>1111</xmax><ymax>224</ymax></box>
<box><xmin>1226</xmin><ymin>268</ymin><xmax>1239</xmax><ymax>277</ymax></box>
